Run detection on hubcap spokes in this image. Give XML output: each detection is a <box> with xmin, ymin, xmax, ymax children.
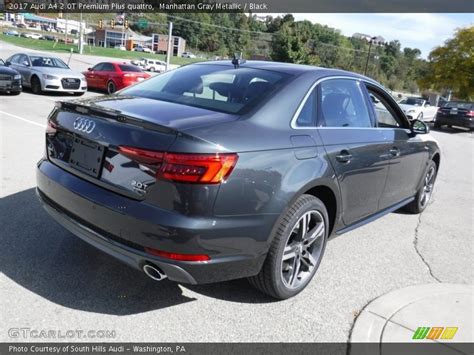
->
<box><xmin>281</xmin><ymin>211</ymin><xmax>325</xmax><ymax>289</ymax></box>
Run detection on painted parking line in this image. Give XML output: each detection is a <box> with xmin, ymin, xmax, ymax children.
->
<box><xmin>0</xmin><ymin>110</ymin><xmax>46</xmax><ymax>128</ymax></box>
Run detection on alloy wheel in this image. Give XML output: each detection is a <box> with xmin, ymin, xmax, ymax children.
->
<box><xmin>281</xmin><ymin>210</ymin><xmax>325</xmax><ymax>289</ymax></box>
<box><xmin>420</xmin><ymin>166</ymin><xmax>435</xmax><ymax>208</ymax></box>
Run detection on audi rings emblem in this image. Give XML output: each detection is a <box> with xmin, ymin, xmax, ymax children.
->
<box><xmin>73</xmin><ymin>117</ymin><xmax>96</xmax><ymax>134</ymax></box>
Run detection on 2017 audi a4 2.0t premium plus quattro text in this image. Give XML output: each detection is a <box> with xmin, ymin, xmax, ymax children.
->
<box><xmin>36</xmin><ymin>60</ymin><xmax>440</xmax><ymax>299</ymax></box>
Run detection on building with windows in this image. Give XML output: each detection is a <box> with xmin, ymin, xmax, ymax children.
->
<box><xmin>152</xmin><ymin>34</ymin><xmax>186</xmax><ymax>57</ymax></box>
<box><xmin>86</xmin><ymin>28</ymin><xmax>186</xmax><ymax>55</ymax></box>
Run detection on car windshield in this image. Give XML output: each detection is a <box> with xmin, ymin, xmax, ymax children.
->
<box><xmin>444</xmin><ymin>102</ymin><xmax>473</xmax><ymax>110</ymax></box>
<box><xmin>30</xmin><ymin>56</ymin><xmax>69</xmax><ymax>69</ymax></box>
<box><xmin>401</xmin><ymin>98</ymin><xmax>425</xmax><ymax>106</ymax></box>
<box><xmin>121</xmin><ymin>64</ymin><xmax>292</xmax><ymax>114</ymax></box>
<box><xmin>119</xmin><ymin>65</ymin><xmax>142</xmax><ymax>72</ymax></box>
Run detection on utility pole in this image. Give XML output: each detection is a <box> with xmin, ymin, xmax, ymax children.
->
<box><xmin>364</xmin><ymin>36</ymin><xmax>377</xmax><ymax>76</ymax></box>
<box><xmin>78</xmin><ymin>12</ymin><xmax>83</xmax><ymax>54</ymax></box>
<box><xmin>64</xmin><ymin>0</ymin><xmax>68</xmax><ymax>45</ymax></box>
<box><xmin>166</xmin><ymin>21</ymin><xmax>173</xmax><ymax>72</ymax></box>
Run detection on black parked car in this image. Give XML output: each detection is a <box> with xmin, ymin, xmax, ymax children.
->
<box><xmin>36</xmin><ymin>61</ymin><xmax>440</xmax><ymax>299</ymax></box>
<box><xmin>434</xmin><ymin>101</ymin><xmax>474</xmax><ymax>130</ymax></box>
<box><xmin>0</xmin><ymin>59</ymin><xmax>22</xmax><ymax>94</ymax></box>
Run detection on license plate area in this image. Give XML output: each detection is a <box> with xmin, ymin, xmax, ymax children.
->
<box><xmin>69</xmin><ymin>137</ymin><xmax>105</xmax><ymax>178</ymax></box>
<box><xmin>450</xmin><ymin>109</ymin><xmax>458</xmax><ymax>115</ymax></box>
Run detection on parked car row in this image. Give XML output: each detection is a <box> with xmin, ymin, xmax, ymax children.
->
<box><xmin>1</xmin><ymin>52</ymin><xmax>151</xmax><ymax>96</ymax></box>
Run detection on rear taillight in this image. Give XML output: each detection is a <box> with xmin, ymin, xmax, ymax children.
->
<box><xmin>46</xmin><ymin>120</ymin><xmax>57</xmax><ymax>134</ymax></box>
<box><xmin>144</xmin><ymin>247</ymin><xmax>210</xmax><ymax>262</ymax></box>
<box><xmin>467</xmin><ymin>110</ymin><xmax>474</xmax><ymax>117</ymax></box>
<box><xmin>118</xmin><ymin>146</ymin><xmax>238</xmax><ymax>184</ymax></box>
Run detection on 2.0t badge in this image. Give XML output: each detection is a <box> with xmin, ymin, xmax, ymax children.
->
<box><xmin>73</xmin><ymin>117</ymin><xmax>96</xmax><ymax>133</ymax></box>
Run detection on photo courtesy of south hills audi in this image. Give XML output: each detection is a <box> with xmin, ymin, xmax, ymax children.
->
<box><xmin>0</xmin><ymin>0</ymin><xmax>472</xmax><ymax>353</ymax></box>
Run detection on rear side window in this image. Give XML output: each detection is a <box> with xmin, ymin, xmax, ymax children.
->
<box><xmin>119</xmin><ymin>65</ymin><xmax>142</xmax><ymax>72</ymax></box>
<box><xmin>319</xmin><ymin>79</ymin><xmax>372</xmax><ymax>128</ymax></box>
<box><xmin>102</xmin><ymin>63</ymin><xmax>115</xmax><ymax>71</ymax></box>
<box><xmin>296</xmin><ymin>90</ymin><xmax>317</xmax><ymax>127</ymax></box>
<box><xmin>121</xmin><ymin>64</ymin><xmax>291</xmax><ymax>114</ymax></box>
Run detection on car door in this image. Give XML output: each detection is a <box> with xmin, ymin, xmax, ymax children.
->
<box><xmin>365</xmin><ymin>84</ymin><xmax>428</xmax><ymax>210</ymax></box>
<box><xmin>316</xmin><ymin>78</ymin><xmax>392</xmax><ymax>226</ymax></box>
<box><xmin>85</xmin><ymin>63</ymin><xmax>104</xmax><ymax>88</ymax></box>
<box><xmin>97</xmin><ymin>63</ymin><xmax>116</xmax><ymax>89</ymax></box>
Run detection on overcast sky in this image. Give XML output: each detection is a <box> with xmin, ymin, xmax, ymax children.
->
<box><xmin>271</xmin><ymin>13</ymin><xmax>473</xmax><ymax>58</ymax></box>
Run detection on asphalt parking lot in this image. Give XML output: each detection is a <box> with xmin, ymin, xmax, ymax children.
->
<box><xmin>0</xmin><ymin>41</ymin><xmax>473</xmax><ymax>343</ymax></box>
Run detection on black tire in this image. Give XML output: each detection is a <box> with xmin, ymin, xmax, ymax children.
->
<box><xmin>404</xmin><ymin>160</ymin><xmax>437</xmax><ymax>214</ymax></box>
<box><xmin>73</xmin><ymin>92</ymin><xmax>85</xmax><ymax>96</ymax></box>
<box><xmin>10</xmin><ymin>91</ymin><xmax>21</xmax><ymax>95</ymax></box>
<box><xmin>149</xmin><ymin>67</ymin><xmax>155</xmax><ymax>72</ymax></box>
<box><xmin>434</xmin><ymin>121</ymin><xmax>442</xmax><ymax>129</ymax></box>
<box><xmin>31</xmin><ymin>76</ymin><xmax>42</xmax><ymax>95</ymax></box>
<box><xmin>248</xmin><ymin>194</ymin><xmax>329</xmax><ymax>299</ymax></box>
<box><xmin>107</xmin><ymin>81</ymin><xmax>116</xmax><ymax>94</ymax></box>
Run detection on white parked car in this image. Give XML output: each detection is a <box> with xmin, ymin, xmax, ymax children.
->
<box><xmin>114</xmin><ymin>45</ymin><xmax>126</xmax><ymax>51</ymax></box>
<box><xmin>144</xmin><ymin>59</ymin><xmax>166</xmax><ymax>72</ymax></box>
<box><xmin>181</xmin><ymin>52</ymin><xmax>196</xmax><ymax>58</ymax></box>
<box><xmin>398</xmin><ymin>97</ymin><xmax>439</xmax><ymax>122</ymax></box>
<box><xmin>134</xmin><ymin>46</ymin><xmax>152</xmax><ymax>53</ymax></box>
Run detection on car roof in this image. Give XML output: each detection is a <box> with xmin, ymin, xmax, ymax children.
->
<box><xmin>195</xmin><ymin>60</ymin><xmax>374</xmax><ymax>81</ymax></box>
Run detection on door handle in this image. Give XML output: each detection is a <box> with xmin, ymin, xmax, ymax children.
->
<box><xmin>389</xmin><ymin>147</ymin><xmax>400</xmax><ymax>157</ymax></box>
<box><xmin>336</xmin><ymin>150</ymin><xmax>352</xmax><ymax>163</ymax></box>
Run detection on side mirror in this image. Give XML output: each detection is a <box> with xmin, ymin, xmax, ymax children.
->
<box><xmin>4</xmin><ymin>61</ymin><xmax>10</xmax><ymax>66</ymax></box>
<box><xmin>411</xmin><ymin>119</ymin><xmax>429</xmax><ymax>135</ymax></box>
<box><xmin>87</xmin><ymin>68</ymin><xmax>92</xmax><ymax>71</ymax></box>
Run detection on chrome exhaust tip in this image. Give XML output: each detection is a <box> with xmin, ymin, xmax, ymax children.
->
<box><xmin>143</xmin><ymin>263</ymin><xmax>167</xmax><ymax>281</ymax></box>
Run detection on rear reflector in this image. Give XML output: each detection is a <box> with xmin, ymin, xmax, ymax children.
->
<box><xmin>118</xmin><ymin>146</ymin><xmax>238</xmax><ymax>184</ymax></box>
<box><xmin>144</xmin><ymin>247</ymin><xmax>210</xmax><ymax>261</ymax></box>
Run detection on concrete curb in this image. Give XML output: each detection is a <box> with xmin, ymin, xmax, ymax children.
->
<box><xmin>350</xmin><ymin>283</ymin><xmax>473</xmax><ymax>352</ymax></box>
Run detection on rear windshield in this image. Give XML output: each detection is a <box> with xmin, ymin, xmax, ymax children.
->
<box><xmin>120</xmin><ymin>64</ymin><xmax>291</xmax><ymax>114</ymax></box>
<box><xmin>119</xmin><ymin>65</ymin><xmax>142</xmax><ymax>72</ymax></box>
<box><xmin>444</xmin><ymin>102</ymin><xmax>473</xmax><ymax>109</ymax></box>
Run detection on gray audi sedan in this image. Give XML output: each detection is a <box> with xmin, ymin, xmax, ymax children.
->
<box><xmin>36</xmin><ymin>60</ymin><xmax>440</xmax><ymax>299</ymax></box>
<box><xmin>6</xmin><ymin>53</ymin><xmax>87</xmax><ymax>95</ymax></box>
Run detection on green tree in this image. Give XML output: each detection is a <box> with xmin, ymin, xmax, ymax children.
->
<box><xmin>418</xmin><ymin>27</ymin><xmax>474</xmax><ymax>100</ymax></box>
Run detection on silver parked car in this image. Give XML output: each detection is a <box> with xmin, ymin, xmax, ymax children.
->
<box><xmin>5</xmin><ymin>53</ymin><xmax>87</xmax><ymax>95</ymax></box>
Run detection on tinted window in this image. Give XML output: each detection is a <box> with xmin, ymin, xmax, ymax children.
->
<box><xmin>30</xmin><ymin>56</ymin><xmax>68</xmax><ymax>68</ymax></box>
<box><xmin>368</xmin><ymin>91</ymin><xmax>400</xmax><ymax>128</ymax></box>
<box><xmin>92</xmin><ymin>63</ymin><xmax>104</xmax><ymax>71</ymax></box>
<box><xmin>401</xmin><ymin>97</ymin><xmax>425</xmax><ymax>106</ymax></box>
<box><xmin>296</xmin><ymin>90</ymin><xmax>317</xmax><ymax>127</ymax></box>
<box><xmin>319</xmin><ymin>79</ymin><xmax>372</xmax><ymax>128</ymax></box>
<box><xmin>102</xmin><ymin>63</ymin><xmax>115</xmax><ymax>71</ymax></box>
<box><xmin>121</xmin><ymin>64</ymin><xmax>291</xmax><ymax>114</ymax></box>
<box><xmin>119</xmin><ymin>65</ymin><xmax>142</xmax><ymax>72</ymax></box>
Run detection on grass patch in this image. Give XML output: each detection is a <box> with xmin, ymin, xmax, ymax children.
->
<box><xmin>0</xmin><ymin>33</ymin><xmax>202</xmax><ymax>66</ymax></box>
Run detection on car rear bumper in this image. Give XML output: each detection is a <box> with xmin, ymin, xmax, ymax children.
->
<box><xmin>436</xmin><ymin>115</ymin><xmax>474</xmax><ymax>128</ymax></box>
<box><xmin>36</xmin><ymin>159</ymin><xmax>271</xmax><ymax>284</ymax></box>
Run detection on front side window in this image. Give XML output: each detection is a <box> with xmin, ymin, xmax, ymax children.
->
<box><xmin>368</xmin><ymin>91</ymin><xmax>401</xmax><ymax>128</ymax></box>
<box><xmin>319</xmin><ymin>79</ymin><xmax>372</xmax><ymax>128</ymax></box>
<box><xmin>121</xmin><ymin>64</ymin><xmax>291</xmax><ymax>114</ymax></box>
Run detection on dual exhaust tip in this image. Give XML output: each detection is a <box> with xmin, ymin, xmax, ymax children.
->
<box><xmin>143</xmin><ymin>263</ymin><xmax>167</xmax><ymax>281</ymax></box>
